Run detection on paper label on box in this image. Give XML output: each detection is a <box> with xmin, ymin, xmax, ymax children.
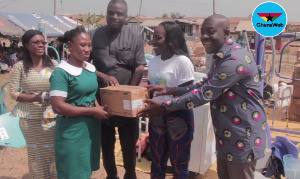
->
<box><xmin>123</xmin><ymin>99</ymin><xmax>143</xmax><ymax>110</ymax></box>
<box><xmin>123</xmin><ymin>100</ymin><xmax>131</xmax><ymax>110</ymax></box>
<box><xmin>132</xmin><ymin>99</ymin><xmax>143</xmax><ymax>110</ymax></box>
<box><xmin>0</xmin><ymin>127</ymin><xmax>9</xmax><ymax>140</ymax></box>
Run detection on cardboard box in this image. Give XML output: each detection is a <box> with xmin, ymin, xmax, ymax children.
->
<box><xmin>100</xmin><ymin>85</ymin><xmax>149</xmax><ymax>117</ymax></box>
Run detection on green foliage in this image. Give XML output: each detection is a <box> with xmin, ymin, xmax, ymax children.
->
<box><xmin>283</xmin><ymin>48</ymin><xmax>290</xmax><ymax>54</ymax></box>
<box><xmin>162</xmin><ymin>13</ymin><xmax>169</xmax><ymax>18</ymax></box>
<box><xmin>170</xmin><ymin>12</ymin><xmax>185</xmax><ymax>19</ymax></box>
<box><xmin>76</xmin><ymin>12</ymin><xmax>103</xmax><ymax>27</ymax></box>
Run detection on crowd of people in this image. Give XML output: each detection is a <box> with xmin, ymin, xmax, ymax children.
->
<box><xmin>6</xmin><ymin>0</ymin><xmax>267</xmax><ymax>179</ymax></box>
<box><xmin>0</xmin><ymin>35</ymin><xmax>70</xmax><ymax>74</ymax></box>
<box><xmin>0</xmin><ymin>41</ymin><xmax>24</xmax><ymax>72</ymax></box>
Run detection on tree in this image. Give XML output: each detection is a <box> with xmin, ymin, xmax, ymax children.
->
<box><xmin>161</xmin><ymin>13</ymin><xmax>169</xmax><ymax>19</ymax></box>
<box><xmin>76</xmin><ymin>12</ymin><xmax>104</xmax><ymax>28</ymax></box>
<box><xmin>170</xmin><ymin>12</ymin><xmax>185</xmax><ymax>19</ymax></box>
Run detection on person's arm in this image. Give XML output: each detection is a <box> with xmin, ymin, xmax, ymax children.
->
<box><xmin>139</xmin><ymin>56</ymin><xmax>250</xmax><ymax>117</ymax></box>
<box><xmin>16</xmin><ymin>92</ymin><xmax>43</xmax><ymax>103</ymax></box>
<box><xmin>130</xmin><ymin>33</ymin><xmax>146</xmax><ymax>86</ymax></box>
<box><xmin>175</xmin><ymin>56</ymin><xmax>196</xmax><ymax>94</ymax></box>
<box><xmin>146</xmin><ymin>57</ymin><xmax>198</xmax><ymax>97</ymax></box>
<box><xmin>165</xmin><ymin>57</ymin><xmax>249</xmax><ymax>112</ymax></box>
<box><xmin>9</xmin><ymin>62</ymin><xmax>43</xmax><ymax>103</ymax></box>
<box><xmin>51</xmin><ymin>96</ymin><xmax>108</xmax><ymax>119</ymax></box>
<box><xmin>50</xmin><ymin>69</ymin><xmax>109</xmax><ymax>119</ymax></box>
<box><xmin>179</xmin><ymin>80</ymin><xmax>194</xmax><ymax>87</ymax></box>
<box><xmin>96</xmin><ymin>71</ymin><xmax>119</xmax><ymax>86</ymax></box>
<box><xmin>129</xmin><ymin>65</ymin><xmax>144</xmax><ymax>86</ymax></box>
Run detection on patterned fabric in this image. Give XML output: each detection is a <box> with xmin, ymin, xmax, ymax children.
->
<box><xmin>20</xmin><ymin>118</ymin><xmax>57</xmax><ymax>179</ymax></box>
<box><xmin>150</xmin><ymin>110</ymin><xmax>194</xmax><ymax>179</ymax></box>
<box><xmin>9</xmin><ymin>60</ymin><xmax>57</xmax><ymax>119</ymax></box>
<box><xmin>9</xmin><ymin>60</ymin><xmax>58</xmax><ymax>178</ymax></box>
<box><xmin>165</xmin><ymin>39</ymin><xmax>267</xmax><ymax>163</ymax></box>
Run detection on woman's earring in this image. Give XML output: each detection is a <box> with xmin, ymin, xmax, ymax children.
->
<box><xmin>65</xmin><ymin>47</ymin><xmax>71</xmax><ymax>55</ymax></box>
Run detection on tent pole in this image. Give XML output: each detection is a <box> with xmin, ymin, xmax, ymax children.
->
<box><xmin>54</xmin><ymin>0</ymin><xmax>56</xmax><ymax>16</ymax></box>
<box><xmin>137</xmin><ymin>0</ymin><xmax>143</xmax><ymax>30</ymax></box>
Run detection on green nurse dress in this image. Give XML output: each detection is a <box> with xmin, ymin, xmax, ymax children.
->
<box><xmin>49</xmin><ymin>60</ymin><xmax>101</xmax><ymax>179</ymax></box>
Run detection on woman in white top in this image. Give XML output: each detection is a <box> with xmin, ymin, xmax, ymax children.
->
<box><xmin>147</xmin><ymin>21</ymin><xmax>195</xmax><ymax>179</ymax></box>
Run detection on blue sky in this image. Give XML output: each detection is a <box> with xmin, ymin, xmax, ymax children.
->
<box><xmin>0</xmin><ymin>0</ymin><xmax>299</xmax><ymax>21</ymax></box>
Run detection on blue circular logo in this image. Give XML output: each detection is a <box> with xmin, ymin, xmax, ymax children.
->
<box><xmin>252</xmin><ymin>1</ymin><xmax>287</xmax><ymax>37</ymax></box>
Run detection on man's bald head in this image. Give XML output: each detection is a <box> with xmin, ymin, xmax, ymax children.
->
<box><xmin>200</xmin><ymin>14</ymin><xmax>231</xmax><ymax>54</ymax></box>
<box><xmin>204</xmin><ymin>14</ymin><xmax>230</xmax><ymax>31</ymax></box>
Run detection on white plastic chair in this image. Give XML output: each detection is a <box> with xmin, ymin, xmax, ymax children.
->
<box><xmin>266</xmin><ymin>82</ymin><xmax>293</xmax><ymax>127</ymax></box>
<box><xmin>137</xmin><ymin>117</ymin><xmax>149</xmax><ymax>162</ymax></box>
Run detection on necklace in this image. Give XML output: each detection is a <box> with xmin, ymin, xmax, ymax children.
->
<box><xmin>32</xmin><ymin>65</ymin><xmax>43</xmax><ymax>73</ymax></box>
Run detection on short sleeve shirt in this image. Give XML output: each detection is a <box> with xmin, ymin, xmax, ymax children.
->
<box><xmin>91</xmin><ymin>25</ymin><xmax>146</xmax><ymax>87</ymax></box>
<box><xmin>148</xmin><ymin>54</ymin><xmax>195</xmax><ymax>102</ymax></box>
<box><xmin>164</xmin><ymin>39</ymin><xmax>267</xmax><ymax>163</ymax></box>
<box><xmin>50</xmin><ymin>61</ymin><xmax>98</xmax><ymax>106</ymax></box>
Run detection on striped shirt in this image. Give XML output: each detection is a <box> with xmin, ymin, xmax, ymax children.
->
<box><xmin>9</xmin><ymin>60</ymin><xmax>57</xmax><ymax>119</ymax></box>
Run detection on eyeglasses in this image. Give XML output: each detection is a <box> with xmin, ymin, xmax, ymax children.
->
<box><xmin>31</xmin><ymin>40</ymin><xmax>47</xmax><ymax>46</ymax></box>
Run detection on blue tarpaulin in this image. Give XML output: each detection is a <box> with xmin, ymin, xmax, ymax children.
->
<box><xmin>0</xmin><ymin>12</ymin><xmax>78</xmax><ymax>37</ymax></box>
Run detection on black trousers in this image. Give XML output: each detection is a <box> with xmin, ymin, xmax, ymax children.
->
<box><xmin>101</xmin><ymin>117</ymin><xmax>139</xmax><ymax>179</ymax></box>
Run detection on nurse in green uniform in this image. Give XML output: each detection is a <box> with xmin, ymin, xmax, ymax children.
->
<box><xmin>50</xmin><ymin>26</ymin><xmax>109</xmax><ymax>179</ymax></box>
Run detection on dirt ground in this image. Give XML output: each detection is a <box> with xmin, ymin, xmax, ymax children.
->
<box><xmin>0</xmin><ymin>73</ymin><xmax>151</xmax><ymax>179</ymax></box>
<box><xmin>1</xmin><ymin>50</ymin><xmax>300</xmax><ymax>179</ymax></box>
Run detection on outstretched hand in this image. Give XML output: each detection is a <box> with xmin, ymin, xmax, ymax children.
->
<box><xmin>137</xmin><ymin>99</ymin><xmax>165</xmax><ymax>117</ymax></box>
<box><xmin>145</xmin><ymin>85</ymin><xmax>175</xmax><ymax>96</ymax></box>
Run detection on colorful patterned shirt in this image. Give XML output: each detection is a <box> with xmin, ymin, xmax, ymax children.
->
<box><xmin>164</xmin><ymin>39</ymin><xmax>267</xmax><ymax>163</ymax></box>
<box><xmin>9</xmin><ymin>60</ymin><xmax>58</xmax><ymax>119</ymax></box>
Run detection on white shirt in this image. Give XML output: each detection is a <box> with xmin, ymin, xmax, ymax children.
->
<box><xmin>148</xmin><ymin>54</ymin><xmax>195</xmax><ymax>102</ymax></box>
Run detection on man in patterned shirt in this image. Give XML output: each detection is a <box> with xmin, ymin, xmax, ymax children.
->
<box><xmin>138</xmin><ymin>14</ymin><xmax>267</xmax><ymax>179</ymax></box>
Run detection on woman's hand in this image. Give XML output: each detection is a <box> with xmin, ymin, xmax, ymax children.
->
<box><xmin>137</xmin><ymin>99</ymin><xmax>165</xmax><ymax>117</ymax></box>
<box><xmin>146</xmin><ymin>85</ymin><xmax>176</xmax><ymax>96</ymax></box>
<box><xmin>33</xmin><ymin>92</ymin><xmax>44</xmax><ymax>104</ymax></box>
<box><xmin>92</xmin><ymin>105</ymin><xmax>110</xmax><ymax>119</ymax></box>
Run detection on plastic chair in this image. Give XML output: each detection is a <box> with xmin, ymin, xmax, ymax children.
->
<box><xmin>0</xmin><ymin>82</ymin><xmax>26</xmax><ymax>148</ymax></box>
<box><xmin>137</xmin><ymin>117</ymin><xmax>149</xmax><ymax>162</ymax></box>
<box><xmin>0</xmin><ymin>82</ymin><xmax>9</xmax><ymax>115</ymax></box>
<box><xmin>266</xmin><ymin>82</ymin><xmax>293</xmax><ymax>127</ymax></box>
<box><xmin>283</xmin><ymin>154</ymin><xmax>300</xmax><ymax>179</ymax></box>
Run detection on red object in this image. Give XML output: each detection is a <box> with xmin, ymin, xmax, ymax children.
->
<box><xmin>136</xmin><ymin>133</ymin><xmax>149</xmax><ymax>155</ymax></box>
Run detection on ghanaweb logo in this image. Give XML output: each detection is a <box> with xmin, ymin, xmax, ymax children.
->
<box><xmin>252</xmin><ymin>1</ymin><xmax>287</xmax><ymax>37</ymax></box>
